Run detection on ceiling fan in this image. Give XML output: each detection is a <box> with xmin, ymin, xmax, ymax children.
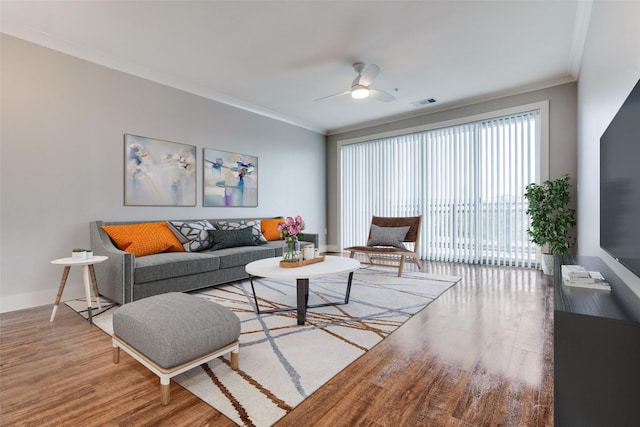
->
<box><xmin>314</xmin><ymin>63</ymin><xmax>396</xmax><ymax>103</ymax></box>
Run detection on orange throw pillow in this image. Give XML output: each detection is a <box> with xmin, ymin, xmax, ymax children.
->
<box><xmin>101</xmin><ymin>222</ymin><xmax>185</xmax><ymax>257</ymax></box>
<box><xmin>260</xmin><ymin>218</ymin><xmax>284</xmax><ymax>241</ymax></box>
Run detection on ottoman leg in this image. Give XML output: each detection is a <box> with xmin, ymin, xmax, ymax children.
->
<box><xmin>113</xmin><ymin>346</ymin><xmax>120</xmax><ymax>364</ymax></box>
<box><xmin>231</xmin><ymin>349</ymin><xmax>239</xmax><ymax>370</ymax></box>
<box><xmin>160</xmin><ymin>378</ymin><xmax>170</xmax><ymax>405</ymax></box>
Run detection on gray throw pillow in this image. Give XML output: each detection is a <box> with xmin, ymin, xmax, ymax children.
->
<box><xmin>214</xmin><ymin>219</ymin><xmax>268</xmax><ymax>244</ymax></box>
<box><xmin>367</xmin><ymin>224</ymin><xmax>410</xmax><ymax>249</ymax></box>
<box><xmin>208</xmin><ymin>227</ymin><xmax>258</xmax><ymax>250</ymax></box>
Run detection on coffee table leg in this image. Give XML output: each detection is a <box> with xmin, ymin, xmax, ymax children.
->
<box><xmin>296</xmin><ymin>278</ymin><xmax>309</xmax><ymax>325</ymax></box>
<box><xmin>344</xmin><ymin>271</ymin><xmax>354</xmax><ymax>303</ymax></box>
<box><xmin>305</xmin><ymin>272</ymin><xmax>356</xmax><ymax>311</ymax></box>
<box><xmin>249</xmin><ymin>275</ymin><xmax>262</xmax><ymax>314</ymax></box>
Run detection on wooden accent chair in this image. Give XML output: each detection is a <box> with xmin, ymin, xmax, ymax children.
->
<box><xmin>344</xmin><ymin>215</ymin><xmax>422</xmax><ymax>277</ymax></box>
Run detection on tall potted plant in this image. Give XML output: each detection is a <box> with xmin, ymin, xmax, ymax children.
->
<box><xmin>524</xmin><ymin>174</ymin><xmax>577</xmax><ymax>275</ymax></box>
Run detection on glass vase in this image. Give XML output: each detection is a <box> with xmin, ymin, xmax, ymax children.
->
<box><xmin>282</xmin><ymin>237</ymin><xmax>300</xmax><ymax>262</ymax></box>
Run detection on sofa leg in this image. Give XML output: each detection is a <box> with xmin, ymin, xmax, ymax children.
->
<box><xmin>113</xmin><ymin>346</ymin><xmax>120</xmax><ymax>364</ymax></box>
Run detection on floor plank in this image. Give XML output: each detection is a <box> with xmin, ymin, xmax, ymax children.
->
<box><xmin>0</xmin><ymin>260</ymin><xmax>553</xmax><ymax>426</ymax></box>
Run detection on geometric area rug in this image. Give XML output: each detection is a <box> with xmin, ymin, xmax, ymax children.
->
<box><xmin>66</xmin><ymin>266</ymin><xmax>460</xmax><ymax>427</ymax></box>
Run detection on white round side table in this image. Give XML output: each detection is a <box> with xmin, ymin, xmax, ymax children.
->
<box><xmin>50</xmin><ymin>255</ymin><xmax>108</xmax><ymax>324</ymax></box>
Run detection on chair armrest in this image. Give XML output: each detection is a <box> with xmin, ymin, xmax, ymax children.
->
<box><xmin>89</xmin><ymin>221</ymin><xmax>135</xmax><ymax>305</ymax></box>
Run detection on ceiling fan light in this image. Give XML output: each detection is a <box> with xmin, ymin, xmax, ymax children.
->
<box><xmin>351</xmin><ymin>86</ymin><xmax>370</xmax><ymax>99</ymax></box>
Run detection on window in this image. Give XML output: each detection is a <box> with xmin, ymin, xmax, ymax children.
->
<box><xmin>339</xmin><ymin>103</ymin><xmax>546</xmax><ymax>267</ymax></box>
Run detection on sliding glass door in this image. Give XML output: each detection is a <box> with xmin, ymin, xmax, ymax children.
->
<box><xmin>340</xmin><ymin>108</ymin><xmax>541</xmax><ymax>267</ymax></box>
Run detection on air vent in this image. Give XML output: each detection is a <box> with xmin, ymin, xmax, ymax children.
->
<box><xmin>410</xmin><ymin>98</ymin><xmax>437</xmax><ymax>107</ymax></box>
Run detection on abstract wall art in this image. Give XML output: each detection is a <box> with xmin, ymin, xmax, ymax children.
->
<box><xmin>124</xmin><ymin>134</ymin><xmax>197</xmax><ymax>206</ymax></box>
<box><xmin>203</xmin><ymin>148</ymin><xmax>258</xmax><ymax>207</ymax></box>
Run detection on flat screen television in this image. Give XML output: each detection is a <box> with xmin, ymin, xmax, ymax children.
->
<box><xmin>600</xmin><ymin>78</ymin><xmax>640</xmax><ymax>278</ymax></box>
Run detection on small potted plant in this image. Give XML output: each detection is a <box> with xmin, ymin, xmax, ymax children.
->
<box><xmin>72</xmin><ymin>248</ymin><xmax>87</xmax><ymax>260</ymax></box>
<box><xmin>524</xmin><ymin>174</ymin><xmax>577</xmax><ymax>274</ymax></box>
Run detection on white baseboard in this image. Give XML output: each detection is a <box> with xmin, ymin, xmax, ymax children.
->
<box><xmin>0</xmin><ymin>286</ymin><xmax>85</xmax><ymax>314</ymax></box>
<box><xmin>324</xmin><ymin>245</ymin><xmax>342</xmax><ymax>253</ymax></box>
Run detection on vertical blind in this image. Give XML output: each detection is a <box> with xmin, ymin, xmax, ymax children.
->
<box><xmin>340</xmin><ymin>109</ymin><xmax>540</xmax><ymax>267</ymax></box>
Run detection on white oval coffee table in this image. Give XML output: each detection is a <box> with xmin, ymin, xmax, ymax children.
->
<box><xmin>245</xmin><ymin>255</ymin><xmax>360</xmax><ymax>325</ymax></box>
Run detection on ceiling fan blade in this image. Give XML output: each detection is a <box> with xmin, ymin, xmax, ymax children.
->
<box><xmin>359</xmin><ymin>64</ymin><xmax>380</xmax><ymax>86</ymax></box>
<box><xmin>369</xmin><ymin>88</ymin><xmax>396</xmax><ymax>102</ymax></box>
<box><xmin>313</xmin><ymin>90</ymin><xmax>350</xmax><ymax>102</ymax></box>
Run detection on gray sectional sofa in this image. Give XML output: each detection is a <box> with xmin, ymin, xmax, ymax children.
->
<box><xmin>89</xmin><ymin>218</ymin><xmax>318</xmax><ymax>305</ymax></box>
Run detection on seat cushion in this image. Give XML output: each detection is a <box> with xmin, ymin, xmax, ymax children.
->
<box><xmin>113</xmin><ymin>292</ymin><xmax>240</xmax><ymax>369</ymax></box>
<box><xmin>345</xmin><ymin>245</ymin><xmax>410</xmax><ymax>253</ymax></box>
<box><xmin>206</xmin><ymin>245</ymin><xmax>276</xmax><ymax>269</ymax></box>
<box><xmin>134</xmin><ymin>252</ymin><xmax>220</xmax><ymax>284</ymax></box>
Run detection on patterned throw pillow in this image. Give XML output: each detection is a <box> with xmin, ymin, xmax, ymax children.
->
<box><xmin>167</xmin><ymin>220</ymin><xmax>215</xmax><ymax>252</ymax></box>
<box><xmin>215</xmin><ymin>219</ymin><xmax>268</xmax><ymax>244</ymax></box>
<box><xmin>367</xmin><ymin>224</ymin><xmax>410</xmax><ymax>249</ymax></box>
<box><xmin>101</xmin><ymin>222</ymin><xmax>185</xmax><ymax>257</ymax></box>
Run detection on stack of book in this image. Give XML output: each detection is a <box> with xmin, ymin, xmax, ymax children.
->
<box><xmin>561</xmin><ymin>265</ymin><xmax>611</xmax><ymax>291</ymax></box>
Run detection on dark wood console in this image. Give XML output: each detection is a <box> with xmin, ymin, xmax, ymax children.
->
<box><xmin>554</xmin><ymin>255</ymin><xmax>640</xmax><ymax>427</ymax></box>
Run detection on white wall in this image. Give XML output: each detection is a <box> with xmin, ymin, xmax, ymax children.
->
<box><xmin>0</xmin><ymin>35</ymin><xmax>326</xmax><ymax>312</ymax></box>
<box><xmin>577</xmin><ymin>2</ymin><xmax>640</xmax><ymax>295</ymax></box>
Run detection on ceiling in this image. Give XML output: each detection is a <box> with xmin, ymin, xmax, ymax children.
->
<box><xmin>1</xmin><ymin>1</ymin><xmax>591</xmax><ymax>135</ymax></box>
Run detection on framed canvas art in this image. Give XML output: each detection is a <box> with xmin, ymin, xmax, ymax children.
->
<box><xmin>203</xmin><ymin>148</ymin><xmax>258</xmax><ymax>207</ymax></box>
<box><xmin>124</xmin><ymin>134</ymin><xmax>197</xmax><ymax>206</ymax></box>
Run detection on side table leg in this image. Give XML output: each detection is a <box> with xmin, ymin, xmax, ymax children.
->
<box><xmin>81</xmin><ymin>265</ymin><xmax>93</xmax><ymax>324</ymax></box>
<box><xmin>88</xmin><ymin>264</ymin><xmax>102</xmax><ymax>310</ymax></box>
<box><xmin>50</xmin><ymin>266</ymin><xmax>71</xmax><ymax>322</ymax></box>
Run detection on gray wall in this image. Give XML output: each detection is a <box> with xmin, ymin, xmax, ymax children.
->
<box><xmin>0</xmin><ymin>35</ymin><xmax>326</xmax><ymax>312</ymax></box>
<box><xmin>577</xmin><ymin>1</ymin><xmax>640</xmax><ymax>296</ymax></box>
<box><xmin>326</xmin><ymin>82</ymin><xmax>577</xmax><ymax>252</ymax></box>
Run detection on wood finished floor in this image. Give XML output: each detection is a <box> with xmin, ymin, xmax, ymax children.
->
<box><xmin>0</xmin><ymin>260</ymin><xmax>553</xmax><ymax>426</ymax></box>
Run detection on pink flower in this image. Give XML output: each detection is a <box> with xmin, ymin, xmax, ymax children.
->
<box><xmin>278</xmin><ymin>215</ymin><xmax>305</xmax><ymax>240</ymax></box>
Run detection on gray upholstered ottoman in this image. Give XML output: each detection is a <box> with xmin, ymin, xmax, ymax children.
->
<box><xmin>112</xmin><ymin>292</ymin><xmax>240</xmax><ymax>405</ymax></box>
